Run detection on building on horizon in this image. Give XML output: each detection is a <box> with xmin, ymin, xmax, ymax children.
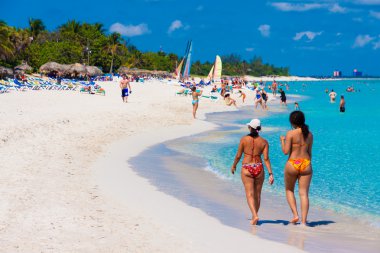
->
<box><xmin>333</xmin><ymin>70</ymin><xmax>342</xmax><ymax>77</ymax></box>
<box><xmin>353</xmin><ymin>69</ymin><xmax>363</xmax><ymax>77</ymax></box>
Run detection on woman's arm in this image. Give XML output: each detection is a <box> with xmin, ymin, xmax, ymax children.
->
<box><xmin>308</xmin><ymin>133</ymin><xmax>313</xmax><ymax>159</ymax></box>
<box><xmin>231</xmin><ymin>138</ymin><xmax>244</xmax><ymax>174</ymax></box>
<box><xmin>280</xmin><ymin>132</ymin><xmax>292</xmax><ymax>155</ymax></box>
<box><xmin>263</xmin><ymin>141</ymin><xmax>274</xmax><ymax>184</ymax></box>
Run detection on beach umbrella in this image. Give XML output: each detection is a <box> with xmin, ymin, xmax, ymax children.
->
<box><xmin>0</xmin><ymin>66</ymin><xmax>14</xmax><ymax>75</ymax></box>
<box><xmin>86</xmin><ymin>66</ymin><xmax>103</xmax><ymax>76</ymax></box>
<box><xmin>14</xmin><ymin>62</ymin><xmax>33</xmax><ymax>73</ymax></box>
<box><xmin>68</xmin><ymin>63</ymin><xmax>87</xmax><ymax>74</ymax></box>
<box><xmin>117</xmin><ymin>66</ymin><xmax>130</xmax><ymax>74</ymax></box>
<box><xmin>39</xmin><ymin>62</ymin><xmax>68</xmax><ymax>73</ymax></box>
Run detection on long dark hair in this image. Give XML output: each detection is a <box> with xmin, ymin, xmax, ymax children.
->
<box><xmin>289</xmin><ymin>111</ymin><xmax>309</xmax><ymax>140</ymax></box>
<box><xmin>248</xmin><ymin>126</ymin><xmax>261</xmax><ymax>138</ymax></box>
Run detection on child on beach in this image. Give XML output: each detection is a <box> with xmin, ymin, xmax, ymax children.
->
<box><xmin>238</xmin><ymin>90</ymin><xmax>246</xmax><ymax>103</ymax></box>
<box><xmin>231</xmin><ymin>119</ymin><xmax>274</xmax><ymax>225</ymax></box>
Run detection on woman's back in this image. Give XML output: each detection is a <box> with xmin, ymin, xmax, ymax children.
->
<box><xmin>241</xmin><ymin>136</ymin><xmax>267</xmax><ymax>163</ymax></box>
<box><xmin>288</xmin><ymin>128</ymin><xmax>312</xmax><ymax>159</ymax></box>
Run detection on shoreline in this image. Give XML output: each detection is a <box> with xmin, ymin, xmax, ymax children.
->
<box><xmin>93</xmin><ymin>117</ymin><xmax>305</xmax><ymax>253</ymax></box>
<box><xmin>132</xmin><ymin>107</ymin><xmax>380</xmax><ymax>252</ymax></box>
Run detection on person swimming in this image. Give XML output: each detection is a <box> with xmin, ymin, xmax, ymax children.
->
<box><xmin>231</xmin><ymin>119</ymin><xmax>274</xmax><ymax>225</ymax></box>
<box><xmin>280</xmin><ymin>111</ymin><xmax>313</xmax><ymax>225</ymax></box>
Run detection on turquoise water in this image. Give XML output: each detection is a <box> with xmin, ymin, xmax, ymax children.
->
<box><xmin>168</xmin><ymin>79</ymin><xmax>380</xmax><ymax>226</ymax></box>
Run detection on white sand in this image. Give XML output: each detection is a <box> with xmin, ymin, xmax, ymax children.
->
<box><xmin>0</xmin><ymin>80</ymin><xmax>302</xmax><ymax>252</ymax></box>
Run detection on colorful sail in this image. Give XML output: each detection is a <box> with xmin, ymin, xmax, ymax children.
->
<box><xmin>175</xmin><ymin>58</ymin><xmax>184</xmax><ymax>80</ymax></box>
<box><xmin>207</xmin><ymin>55</ymin><xmax>222</xmax><ymax>82</ymax></box>
<box><xmin>183</xmin><ymin>40</ymin><xmax>192</xmax><ymax>79</ymax></box>
<box><xmin>207</xmin><ymin>65</ymin><xmax>214</xmax><ymax>81</ymax></box>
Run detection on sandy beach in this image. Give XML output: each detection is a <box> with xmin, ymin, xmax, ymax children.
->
<box><xmin>0</xmin><ymin>80</ymin><xmax>304</xmax><ymax>252</ymax></box>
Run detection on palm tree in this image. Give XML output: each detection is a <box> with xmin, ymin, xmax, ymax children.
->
<box><xmin>59</xmin><ymin>20</ymin><xmax>81</xmax><ymax>34</ymax></box>
<box><xmin>28</xmin><ymin>18</ymin><xmax>45</xmax><ymax>40</ymax></box>
<box><xmin>106</xmin><ymin>32</ymin><xmax>123</xmax><ymax>73</ymax></box>
<box><xmin>0</xmin><ymin>21</ymin><xmax>14</xmax><ymax>60</ymax></box>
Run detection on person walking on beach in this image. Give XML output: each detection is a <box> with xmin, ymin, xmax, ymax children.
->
<box><xmin>191</xmin><ymin>86</ymin><xmax>202</xmax><ymax>119</ymax></box>
<box><xmin>339</xmin><ymin>95</ymin><xmax>345</xmax><ymax>112</ymax></box>
<box><xmin>329</xmin><ymin>89</ymin><xmax>337</xmax><ymax>103</ymax></box>
<box><xmin>279</xmin><ymin>88</ymin><xmax>287</xmax><ymax>106</ymax></box>
<box><xmin>280</xmin><ymin>111</ymin><xmax>313</xmax><ymax>225</ymax></box>
<box><xmin>120</xmin><ymin>75</ymin><xmax>131</xmax><ymax>103</ymax></box>
<box><xmin>231</xmin><ymin>119</ymin><xmax>274</xmax><ymax>225</ymax></box>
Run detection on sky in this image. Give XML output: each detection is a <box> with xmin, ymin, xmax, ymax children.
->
<box><xmin>2</xmin><ymin>0</ymin><xmax>380</xmax><ymax>76</ymax></box>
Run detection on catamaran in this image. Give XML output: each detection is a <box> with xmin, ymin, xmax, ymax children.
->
<box><xmin>207</xmin><ymin>55</ymin><xmax>222</xmax><ymax>83</ymax></box>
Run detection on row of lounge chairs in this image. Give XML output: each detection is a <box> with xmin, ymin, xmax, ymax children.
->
<box><xmin>0</xmin><ymin>77</ymin><xmax>105</xmax><ymax>95</ymax></box>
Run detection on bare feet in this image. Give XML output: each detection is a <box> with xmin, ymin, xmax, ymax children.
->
<box><xmin>290</xmin><ymin>216</ymin><xmax>299</xmax><ymax>224</ymax></box>
<box><xmin>250</xmin><ymin>217</ymin><xmax>259</xmax><ymax>225</ymax></box>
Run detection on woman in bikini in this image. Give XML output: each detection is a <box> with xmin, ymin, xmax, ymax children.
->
<box><xmin>191</xmin><ymin>87</ymin><xmax>202</xmax><ymax>119</ymax></box>
<box><xmin>231</xmin><ymin>119</ymin><xmax>274</xmax><ymax>225</ymax></box>
<box><xmin>280</xmin><ymin>111</ymin><xmax>313</xmax><ymax>225</ymax></box>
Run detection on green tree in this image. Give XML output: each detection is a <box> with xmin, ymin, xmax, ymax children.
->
<box><xmin>28</xmin><ymin>18</ymin><xmax>45</xmax><ymax>40</ymax></box>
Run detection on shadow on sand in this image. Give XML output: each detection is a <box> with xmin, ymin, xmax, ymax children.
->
<box><xmin>256</xmin><ymin>220</ymin><xmax>336</xmax><ymax>227</ymax></box>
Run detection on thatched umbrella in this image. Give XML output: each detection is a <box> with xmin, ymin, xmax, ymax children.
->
<box><xmin>86</xmin><ymin>66</ymin><xmax>103</xmax><ymax>76</ymax></box>
<box><xmin>14</xmin><ymin>62</ymin><xmax>32</xmax><ymax>73</ymax></box>
<box><xmin>117</xmin><ymin>66</ymin><xmax>130</xmax><ymax>74</ymax></box>
<box><xmin>0</xmin><ymin>66</ymin><xmax>14</xmax><ymax>75</ymax></box>
<box><xmin>68</xmin><ymin>63</ymin><xmax>87</xmax><ymax>75</ymax></box>
<box><xmin>39</xmin><ymin>62</ymin><xmax>68</xmax><ymax>73</ymax></box>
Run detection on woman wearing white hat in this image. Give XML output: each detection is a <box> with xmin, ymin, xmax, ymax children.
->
<box><xmin>231</xmin><ymin>119</ymin><xmax>274</xmax><ymax>225</ymax></box>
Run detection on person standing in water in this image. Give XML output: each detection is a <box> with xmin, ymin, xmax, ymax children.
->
<box><xmin>340</xmin><ymin>95</ymin><xmax>345</xmax><ymax>112</ymax></box>
<box><xmin>191</xmin><ymin>86</ymin><xmax>202</xmax><ymax>119</ymax></box>
<box><xmin>280</xmin><ymin>111</ymin><xmax>313</xmax><ymax>225</ymax></box>
<box><xmin>279</xmin><ymin>88</ymin><xmax>287</xmax><ymax>106</ymax></box>
<box><xmin>329</xmin><ymin>89</ymin><xmax>337</xmax><ymax>103</ymax></box>
<box><xmin>231</xmin><ymin>119</ymin><xmax>274</xmax><ymax>225</ymax></box>
<box><xmin>294</xmin><ymin>102</ymin><xmax>300</xmax><ymax>110</ymax></box>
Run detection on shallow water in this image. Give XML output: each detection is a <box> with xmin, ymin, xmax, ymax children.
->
<box><xmin>130</xmin><ymin>80</ymin><xmax>380</xmax><ymax>252</ymax></box>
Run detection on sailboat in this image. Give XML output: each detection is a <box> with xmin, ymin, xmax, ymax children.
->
<box><xmin>182</xmin><ymin>40</ymin><xmax>193</xmax><ymax>80</ymax></box>
<box><xmin>174</xmin><ymin>58</ymin><xmax>184</xmax><ymax>80</ymax></box>
<box><xmin>207</xmin><ymin>55</ymin><xmax>222</xmax><ymax>82</ymax></box>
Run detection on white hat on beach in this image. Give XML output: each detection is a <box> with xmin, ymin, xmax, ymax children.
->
<box><xmin>247</xmin><ymin>119</ymin><xmax>261</xmax><ymax>129</ymax></box>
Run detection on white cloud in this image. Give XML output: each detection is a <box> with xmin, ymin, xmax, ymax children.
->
<box><xmin>329</xmin><ymin>4</ymin><xmax>347</xmax><ymax>13</ymax></box>
<box><xmin>353</xmin><ymin>17</ymin><xmax>363</xmax><ymax>22</ymax></box>
<box><xmin>370</xmin><ymin>10</ymin><xmax>380</xmax><ymax>19</ymax></box>
<box><xmin>196</xmin><ymin>5</ymin><xmax>204</xmax><ymax>11</ymax></box>
<box><xmin>271</xmin><ymin>2</ymin><xmax>349</xmax><ymax>13</ymax></box>
<box><xmin>245</xmin><ymin>48</ymin><xmax>254</xmax><ymax>52</ymax></box>
<box><xmin>271</xmin><ymin>2</ymin><xmax>323</xmax><ymax>12</ymax></box>
<box><xmin>353</xmin><ymin>34</ymin><xmax>374</xmax><ymax>47</ymax></box>
<box><xmin>109</xmin><ymin>23</ymin><xmax>150</xmax><ymax>37</ymax></box>
<box><xmin>373</xmin><ymin>40</ymin><xmax>380</xmax><ymax>49</ymax></box>
<box><xmin>258</xmin><ymin>24</ymin><xmax>271</xmax><ymax>37</ymax></box>
<box><xmin>168</xmin><ymin>20</ymin><xmax>183</xmax><ymax>34</ymax></box>
<box><xmin>353</xmin><ymin>0</ymin><xmax>380</xmax><ymax>5</ymax></box>
<box><xmin>293</xmin><ymin>31</ymin><xmax>323</xmax><ymax>41</ymax></box>
<box><xmin>336</xmin><ymin>32</ymin><xmax>343</xmax><ymax>36</ymax></box>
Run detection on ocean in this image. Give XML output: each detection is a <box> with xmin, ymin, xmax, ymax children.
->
<box><xmin>130</xmin><ymin>79</ymin><xmax>380</xmax><ymax>252</ymax></box>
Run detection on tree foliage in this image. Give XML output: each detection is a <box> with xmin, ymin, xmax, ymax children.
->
<box><xmin>0</xmin><ymin>20</ymin><xmax>289</xmax><ymax>76</ymax></box>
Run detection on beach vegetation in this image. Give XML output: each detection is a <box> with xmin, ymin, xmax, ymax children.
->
<box><xmin>0</xmin><ymin>20</ymin><xmax>289</xmax><ymax>76</ymax></box>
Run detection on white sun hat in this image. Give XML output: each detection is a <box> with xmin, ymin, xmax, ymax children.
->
<box><xmin>246</xmin><ymin>119</ymin><xmax>261</xmax><ymax>128</ymax></box>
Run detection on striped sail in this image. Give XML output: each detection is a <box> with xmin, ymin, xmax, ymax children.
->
<box><xmin>183</xmin><ymin>40</ymin><xmax>192</xmax><ymax>79</ymax></box>
<box><xmin>175</xmin><ymin>58</ymin><xmax>184</xmax><ymax>80</ymax></box>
